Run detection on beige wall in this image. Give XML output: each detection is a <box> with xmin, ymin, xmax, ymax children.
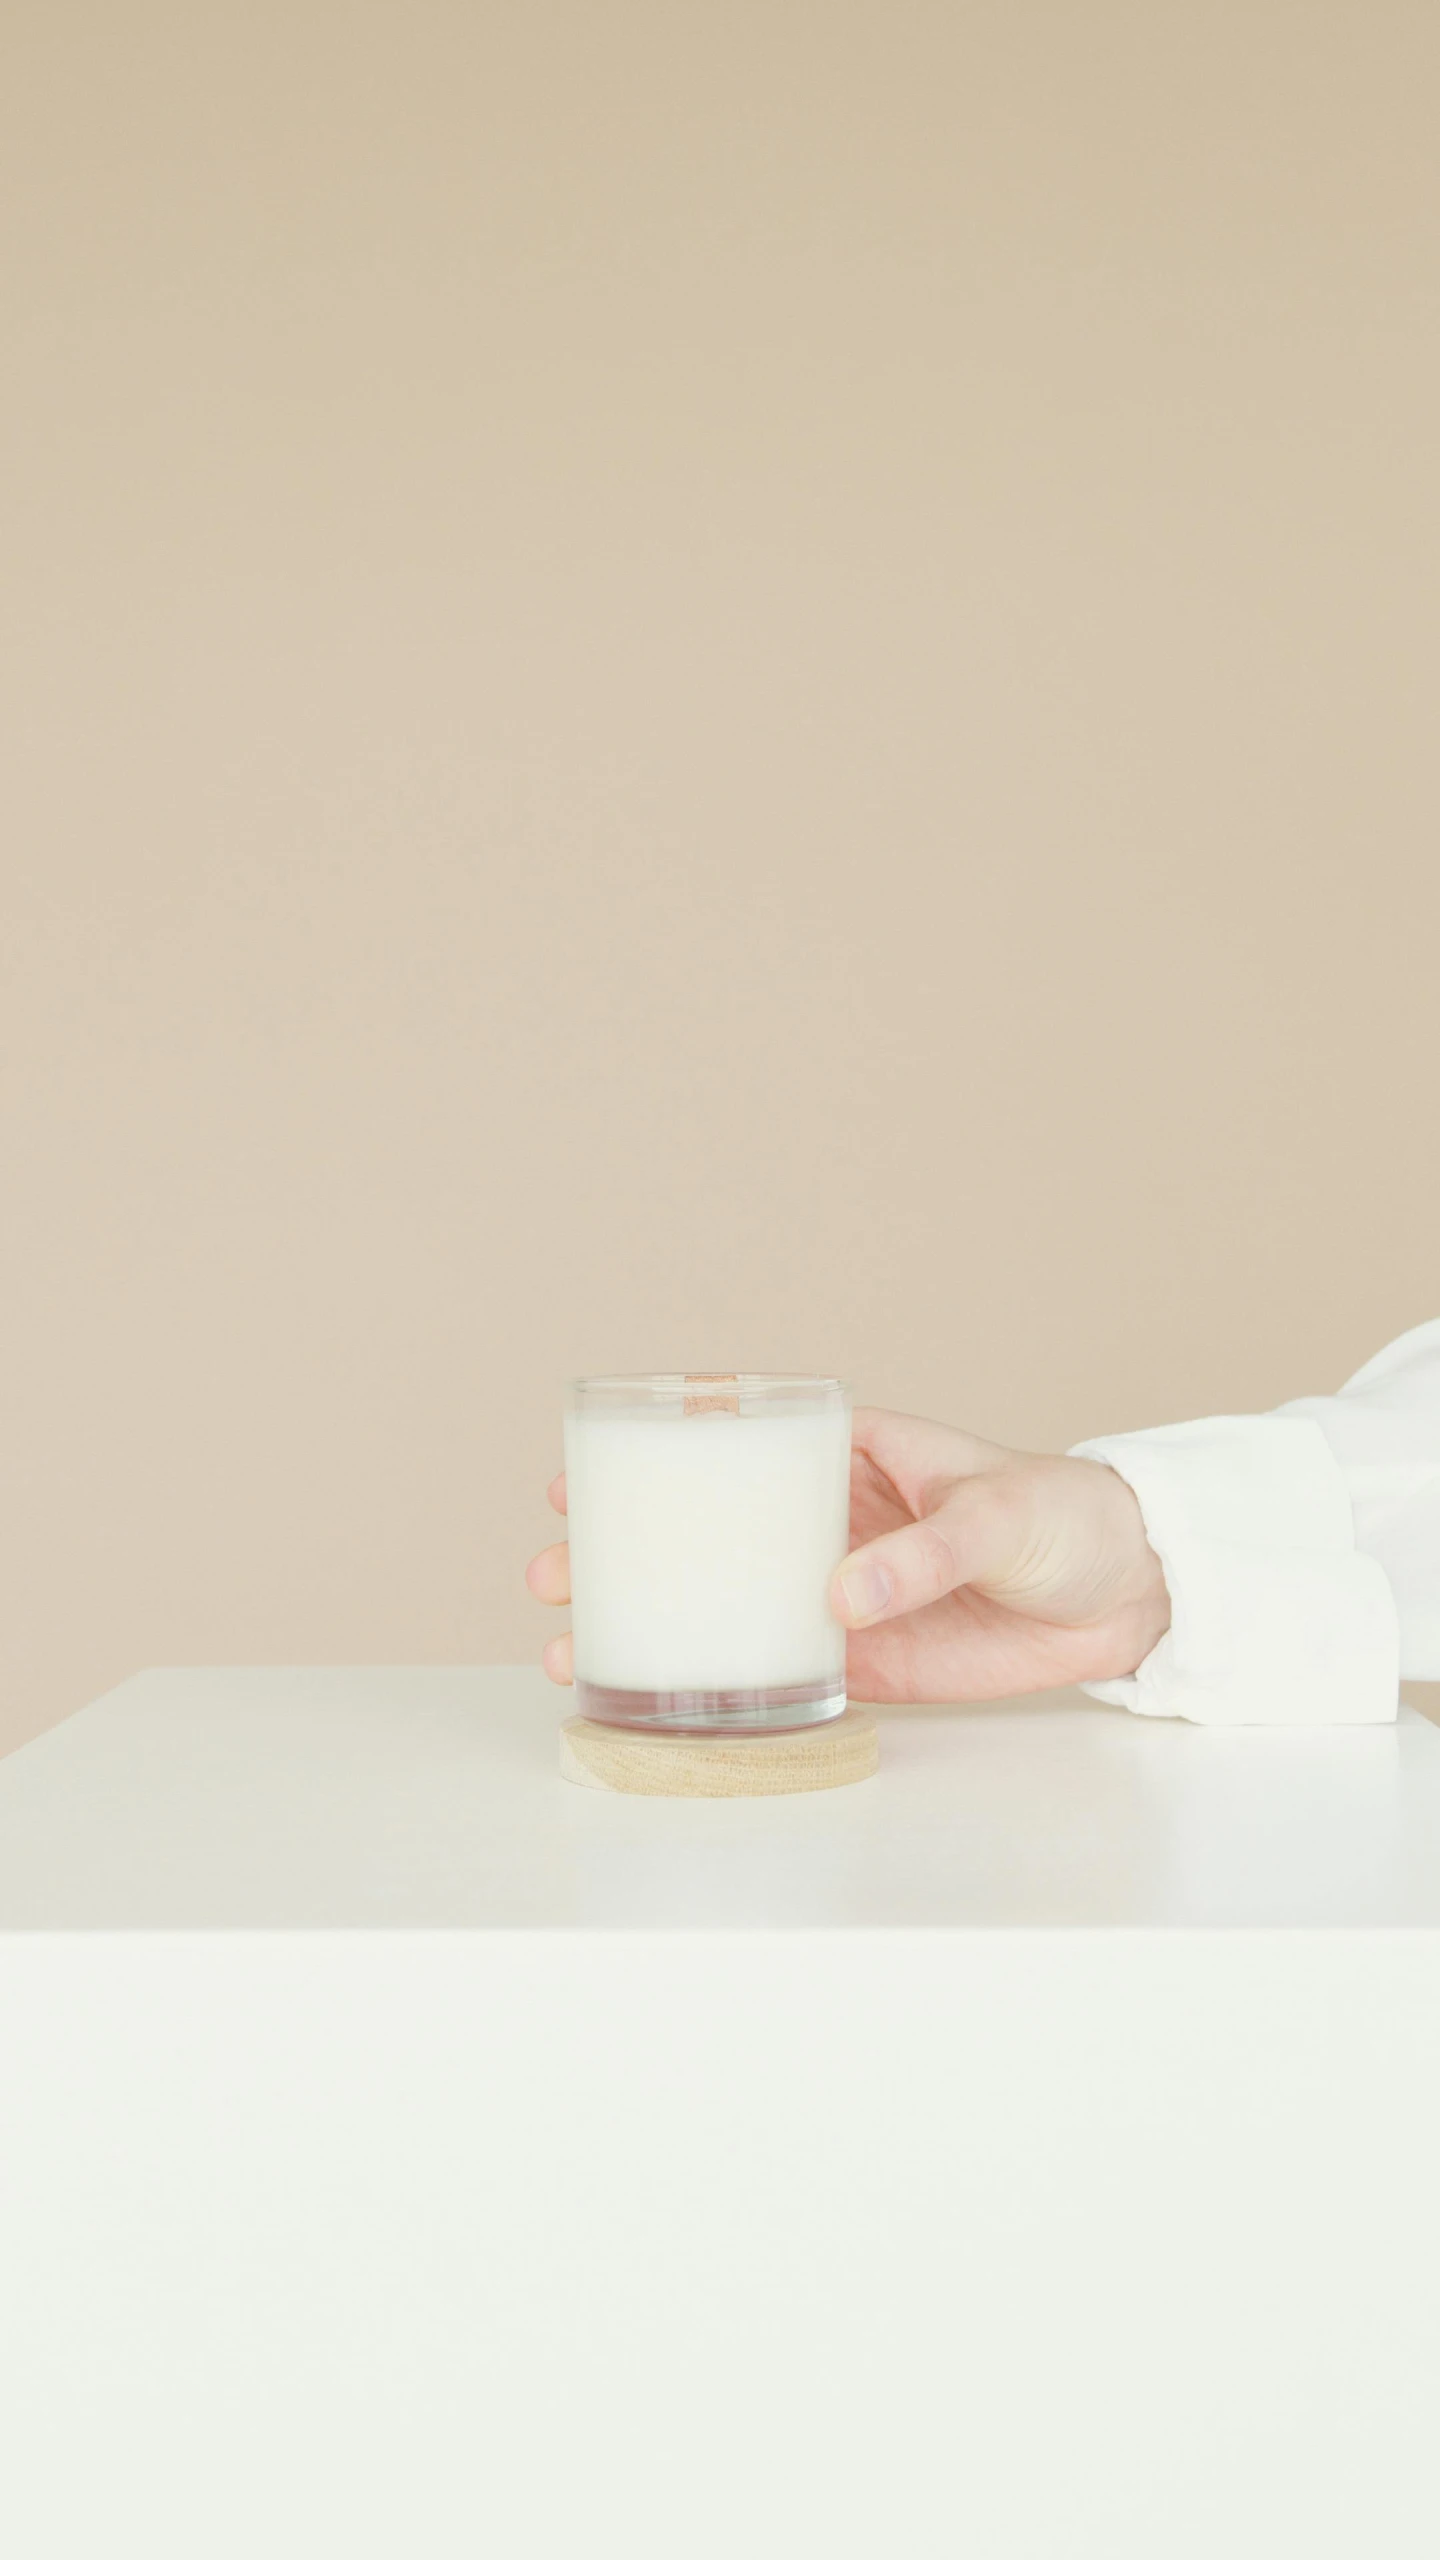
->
<box><xmin>3</xmin><ymin>1</ymin><xmax>1438</xmax><ymax>1753</ymax></box>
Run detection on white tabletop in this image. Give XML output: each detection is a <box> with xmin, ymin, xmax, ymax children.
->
<box><xmin>5</xmin><ymin>1670</ymin><xmax>1440</xmax><ymax>2560</ymax></box>
<box><xmin>1</xmin><ymin>1664</ymin><xmax>1437</xmax><ymax>1927</ymax></box>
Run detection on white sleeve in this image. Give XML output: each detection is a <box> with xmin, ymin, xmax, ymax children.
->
<box><xmin>1067</xmin><ymin>1318</ymin><xmax>1440</xmax><ymax>1726</ymax></box>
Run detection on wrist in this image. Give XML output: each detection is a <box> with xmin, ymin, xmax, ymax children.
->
<box><xmin>1096</xmin><ymin>1464</ymin><xmax>1172</xmax><ymax>1673</ymax></box>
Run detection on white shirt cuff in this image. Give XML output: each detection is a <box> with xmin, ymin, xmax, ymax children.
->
<box><xmin>1067</xmin><ymin>1414</ymin><xmax>1399</xmax><ymax>1725</ymax></box>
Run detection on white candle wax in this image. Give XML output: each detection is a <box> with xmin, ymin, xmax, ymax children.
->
<box><xmin>565</xmin><ymin>1399</ymin><xmax>851</xmax><ymax>1696</ymax></box>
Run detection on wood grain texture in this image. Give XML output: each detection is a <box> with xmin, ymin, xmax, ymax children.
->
<box><xmin>559</xmin><ymin>1709</ymin><xmax>878</xmax><ymax>1797</ymax></box>
<box><xmin>682</xmin><ymin>1371</ymin><xmax>740</xmax><ymax>1416</ymax></box>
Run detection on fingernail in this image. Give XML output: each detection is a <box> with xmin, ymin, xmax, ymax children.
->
<box><xmin>838</xmin><ymin>1560</ymin><xmax>893</xmax><ymax>1624</ymax></box>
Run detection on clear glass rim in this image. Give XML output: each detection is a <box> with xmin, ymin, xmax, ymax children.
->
<box><xmin>568</xmin><ymin>1371</ymin><xmax>849</xmax><ymax>1395</ymax></box>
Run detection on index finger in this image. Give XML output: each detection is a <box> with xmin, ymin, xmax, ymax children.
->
<box><xmin>547</xmin><ymin>1471</ymin><xmax>568</xmax><ymax>1516</ymax></box>
<box><xmin>850</xmin><ymin>1407</ymin><xmax>1003</xmax><ymax>1509</ymax></box>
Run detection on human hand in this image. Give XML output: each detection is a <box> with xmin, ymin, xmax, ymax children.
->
<box><xmin>829</xmin><ymin>1408</ymin><xmax>1170</xmax><ymax>1702</ymax></box>
<box><xmin>524</xmin><ymin>1410</ymin><xmax>1170</xmax><ymax>1700</ymax></box>
<box><xmin>526</xmin><ymin>1473</ymin><xmax>577</xmax><ymax>1688</ymax></box>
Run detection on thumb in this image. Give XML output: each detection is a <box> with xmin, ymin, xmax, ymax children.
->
<box><xmin>830</xmin><ymin>1481</ymin><xmax>1018</xmax><ymax>1629</ymax></box>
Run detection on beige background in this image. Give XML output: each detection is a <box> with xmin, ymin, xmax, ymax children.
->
<box><xmin>3</xmin><ymin>0</ymin><xmax>1438</xmax><ymax>1755</ymax></box>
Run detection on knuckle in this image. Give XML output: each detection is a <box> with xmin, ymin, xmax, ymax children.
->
<box><xmin>908</xmin><ymin>1515</ymin><xmax>959</xmax><ymax>1602</ymax></box>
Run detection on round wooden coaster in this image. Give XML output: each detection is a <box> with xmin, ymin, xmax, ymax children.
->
<box><xmin>559</xmin><ymin>1708</ymin><xmax>878</xmax><ymax>1798</ymax></box>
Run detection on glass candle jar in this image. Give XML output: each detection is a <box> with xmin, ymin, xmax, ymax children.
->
<box><xmin>565</xmin><ymin>1373</ymin><xmax>852</xmax><ymax>1734</ymax></box>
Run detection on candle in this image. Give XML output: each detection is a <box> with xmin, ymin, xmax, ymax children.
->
<box><xmin>565</xmin><ymin>1374</ymin><xmax>852</xmax><ymax>1732</ymax></box>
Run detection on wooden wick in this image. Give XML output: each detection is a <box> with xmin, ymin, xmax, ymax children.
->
<box><xmin>683</xmin><ymin>1371</ymin><xmax>740</xmax><ymax>1416</ymax></box>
